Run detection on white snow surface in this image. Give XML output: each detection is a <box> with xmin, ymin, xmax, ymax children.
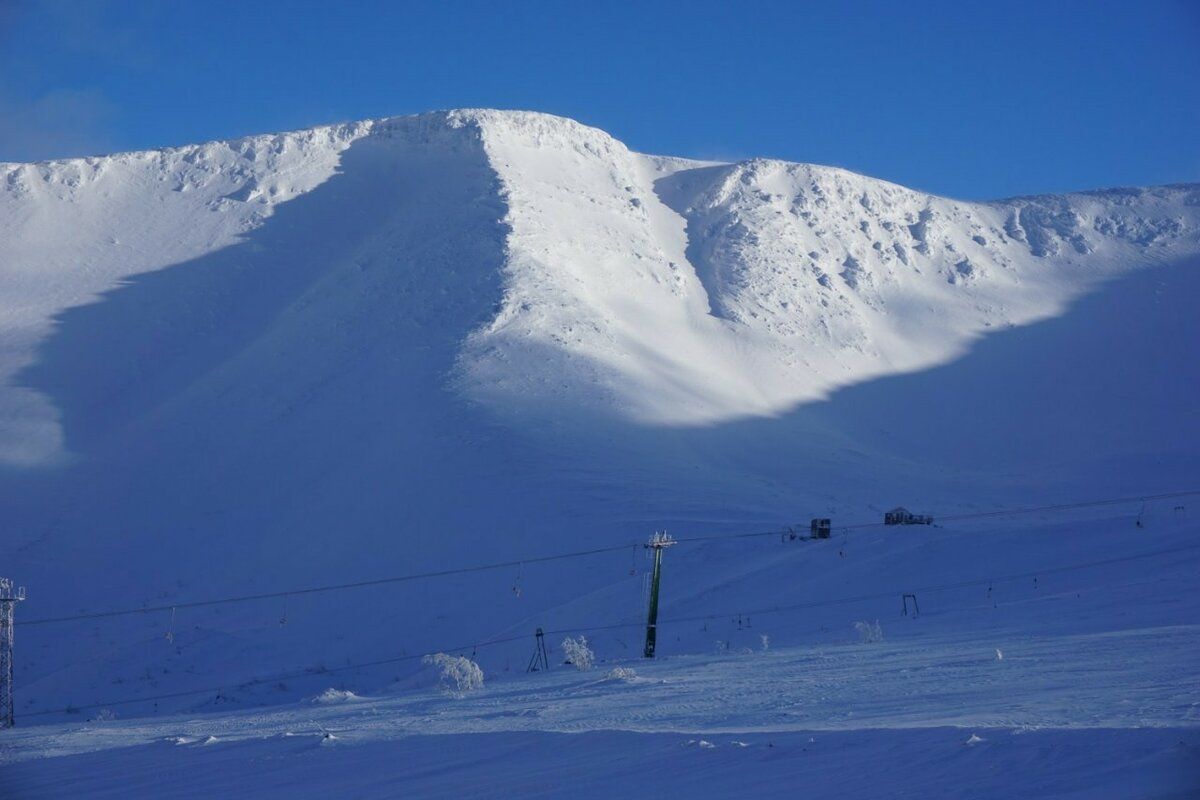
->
<box><xmin>1</xmin><ymin>109</ymin><xmax>1198</xmax><ymax>798</ymax></box>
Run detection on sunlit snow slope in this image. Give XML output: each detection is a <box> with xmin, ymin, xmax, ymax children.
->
<box><xmin>0</xmin><ymin>110</ymin><xmax>1197</xmax><ymax>723</ymax></box>
<box><xmin>4</xmin><ymin>110</ymin><xmax>1197</xmax><ymax>455</ymax></box>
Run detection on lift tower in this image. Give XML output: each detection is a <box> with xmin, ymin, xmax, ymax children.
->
<box><xmin>0</xmin><ymin>578</ymin><xmax>26</xmax><ymax>729</ymax></box>
<box><xmin>643</xmin><ymin>532</ymin><xmax>676</xmax><ymax>658</ymax></box>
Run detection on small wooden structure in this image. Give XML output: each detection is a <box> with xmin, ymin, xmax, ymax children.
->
<box><xmin>810</xmin><ymin>518</ymin><xmax>832</xmax><ymax>539</ymax></box>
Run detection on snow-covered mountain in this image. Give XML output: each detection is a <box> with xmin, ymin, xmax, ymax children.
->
<box><xmin>1</xmin><ymin>110</ymin><xmax>1197</xmax><ymax>735</ymax></box>
<box><xmin>3</xmin><ymin>110</ymin><xmax>1197</xmax><ymax>454</ymax></box>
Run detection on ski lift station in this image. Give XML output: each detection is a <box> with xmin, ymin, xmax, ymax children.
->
<box><xmin>884</xmin><ymin>507</ymin><xmax>934</xmax><ymax>526</ymax></box>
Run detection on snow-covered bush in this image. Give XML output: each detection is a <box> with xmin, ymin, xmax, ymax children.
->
<box><xmin>422</xmin><ymin>653</ymin><xmax>484</xmax><ymax>694</ymax></box>
<box><xmin>854</xmin><ymin>620</ymin><xmax>884</xmax><ymax>643</ymax></box>
<box><xmin>309</xmin><ymin>688</ymin><xmax>362</xmax><ymax>705</ymax></box>
<box><xmin>561</xmin><ymin>635</ymin><xmax>594</xmax><ymax>670</ymax></box>
<box><xmin>604</xmin><ymin>666</ymin><xmax>639</xmax><ymax>682</ymax></box>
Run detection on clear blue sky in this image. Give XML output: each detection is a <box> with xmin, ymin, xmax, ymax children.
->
<box><xmin>1</xmin><ymin>0</ymin><xmax>1197</xmax><ymax>199</ymax></box>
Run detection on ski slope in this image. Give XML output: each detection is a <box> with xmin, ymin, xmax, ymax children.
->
<box><xmin>7</xmin><ymin>502</ymin><xmax>1200</xmax><ymax>798</ymax></box>
<box><xmin>5</xmin><ymin>618</ymin><xmax>1198</xmax><ymax>799</ymax></box>
<box><xmin>0</xmin><ymin>110</ymin><xmax>1197</xmax><ymax>797</ymax></box>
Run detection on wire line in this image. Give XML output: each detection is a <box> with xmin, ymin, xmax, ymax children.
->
<box><xmin>20</xmin><ymin>540</ymin><xmax>1197</xmax><ymax>720</ymax></box>
<box><xmin>17</xmin><ymin>489</ymin><xmax>1198</xmax><ymax>628</ymax></box>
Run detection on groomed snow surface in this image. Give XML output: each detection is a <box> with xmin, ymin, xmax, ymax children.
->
<box><xmin>1</xmin><ymin>110</ymin><xmax>1198</xmax><ymax>797</ymax></box>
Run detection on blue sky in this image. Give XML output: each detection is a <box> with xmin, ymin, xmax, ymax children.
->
<box><xmin>1</xmin><ymin>0</ymin><xmax>1197</xmax><ymax>198</ymax></box>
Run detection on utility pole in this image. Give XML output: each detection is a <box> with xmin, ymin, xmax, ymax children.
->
<box><xmin>643</xmin><ymin>532</ymin><xmax>675</xmax><ymax>658</ymax></box>
<box><xmin>0</xmin><ymin>577</ymin><xmax>26</xmax><ymax>729</ymax></box>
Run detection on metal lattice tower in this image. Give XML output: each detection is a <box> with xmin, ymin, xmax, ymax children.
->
<box><xmin>642</xmin><ymin>532</ymin><xmax>675</xmax><ymax>658</ymax></box>
<box><xmin>0</xmin><ymin>577</ymin><xmax>25</xmax><ymax>729</ymax></box>
<box><xmin>526</xmin><ymin>627</ymin><xmax>550</xmax><ymax>673</ymax></box>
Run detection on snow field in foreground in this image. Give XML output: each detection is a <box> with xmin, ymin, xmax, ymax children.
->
<box><xmin>3</xmin><ymin>620</ymin><xmax>1198</xmax><ymax>799</ymax></box>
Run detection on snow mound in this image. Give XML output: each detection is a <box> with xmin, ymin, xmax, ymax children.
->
<box><xmin>308</xmin><ymin>689</ymin><xmax>365</xmax><ymax>705</ymax></box>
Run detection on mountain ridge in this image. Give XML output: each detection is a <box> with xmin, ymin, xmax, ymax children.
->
<box><xmin>4</xmin><ymin>107</ymin><xmax>1195</xmax><ymax>202</ymax></box>
<box><xmin>2</xmin><ymin>109</ymin><xmax>1198</xmax><ymax>458</ymax></box>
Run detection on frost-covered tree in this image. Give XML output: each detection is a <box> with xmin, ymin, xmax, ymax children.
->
<box><xmin>560</xmin><ymin>635</ymin><xmax>594</xmax><ymax>670</ymax></box>
<box><xmin>422</xmin><ymin>653</ymin><xmax>484</xmax><ymax>694</ymax></box>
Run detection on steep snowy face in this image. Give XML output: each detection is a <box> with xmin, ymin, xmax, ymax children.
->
<box><xmin>0</xmin><ymin>120</ymin><xmax>373</xmax><ymax>465</ymax></box>
<box><xmin>0</xmin><ymin>112</ymin><xmax>502</xmax><ymax>467</ymax></box>
<box><xmin>455</xmin><ymin>117</ymin><xmax>1199</xmax><ymax>426</ymax></box>
<box><xmin>1</xmin><ymin>109</ymin><xmax>1198</xmax><ymax>467</ymax></box>
<box><xmin>647</xmin><ymin>161</ymin><xmax>1199</xmax><ymax>411</ymax></box>
<box><xmin>458</xmin><ymin>111</ymin><xmax>771</xmax><ymax>424</ymax></box>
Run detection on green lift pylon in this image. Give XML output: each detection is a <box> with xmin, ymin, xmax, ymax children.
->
<box><xmin>643</xmin><ymin>532</ymin><xmax>676</xmax><ymax>658</ymax></box>
<box><xmin>0</xmin><ymin>578</ymin><xmax>26</xmax><ymax>729</ymax></box>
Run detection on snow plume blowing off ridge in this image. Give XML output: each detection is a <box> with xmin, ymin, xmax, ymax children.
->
<box><xmin>1</xmin><ymin>109</ymin><xmax>1198</xmax><ymax>467</ymax></box>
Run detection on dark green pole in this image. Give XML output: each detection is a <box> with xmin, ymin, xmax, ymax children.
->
<box><xmin>643</xmin><ymin>532</ymin><xmax>675</xmax><ymax>658</ymax></box>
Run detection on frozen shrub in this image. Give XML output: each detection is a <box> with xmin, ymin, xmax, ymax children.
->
<box><xmin>309</xmin><ymin>688</ymin><xmax>362</xmax><ymax>705</ymax></box>
<box><xmin>854</xmin><ymin>620</ymin><xmax>884</xmax><ymax>643</ymax></box>
<box><xmin>561</xmin><ymin>635</ymin><xmax>594</xmax><ymax>670</ymax></box>
<box><xmin>604</xmin><ymin>666</ymin><xmax>638</xmax><ymax>682</ymax></box>
<box><xmin>422</xmin><ymin>653</ymin><xmax>484</xmax><ymax>694</ymax></box>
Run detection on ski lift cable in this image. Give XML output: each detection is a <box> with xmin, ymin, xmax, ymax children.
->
<box><xmin>17</xmin><ymin>489</ymin><xmax>1199</xmax><ymax>628</ymax></box>
<box><xmin>19</xmin><ymin>539</ymin><xmax>1198</xmax><ymax>721</ymax></box>
<box><xmin>669</xmin><ymin>490</ymin><xmax>1200</xmax><ymax>544</ymax></box>
<box><xmin>18</xmin><ymin>543</ymin><xmax>636</xmax><ymax>627</ymax></box>
<box><xmin>658</xmin><ymin>540</ymin><xmax>1200</xmax><ymax>626</ymax></box>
